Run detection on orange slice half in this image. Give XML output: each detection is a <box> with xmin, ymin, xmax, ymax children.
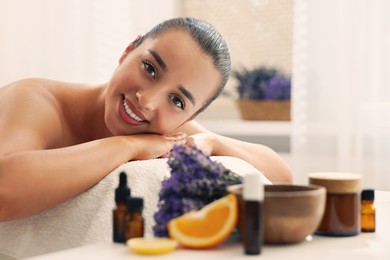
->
<box><xmin>167</xmin><ymin>193</ymin><xmax>238</xmax><ymax>249</ymax></box>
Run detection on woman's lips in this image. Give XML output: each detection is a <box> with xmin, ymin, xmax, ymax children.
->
<box><xmin>118</xmin><ymin>95</ymin><xmax>148</xmax><ymax>126</ymax></box>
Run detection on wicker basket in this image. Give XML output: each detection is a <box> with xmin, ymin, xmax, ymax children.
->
<box><xmin>236</xmin><ymin>99</ymin><xmax>291</xmax><ymax>121</ymax></box>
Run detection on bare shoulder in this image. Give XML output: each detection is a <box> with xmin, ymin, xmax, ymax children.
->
<box><xmin>0</xmin><ymin>78</ymin><xmax>64</xmax><ymax>109</ymax></box>
<box><xmin>1</xmin><ymin>78</ymin><xmax>65</xmax><ymax>99</ymax></box>
<box><xmin>0</xmin><ymin>78</ymin><xmax>67</xmax><ymax>154</ymax></box>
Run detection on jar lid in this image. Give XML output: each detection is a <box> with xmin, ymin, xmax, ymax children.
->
<box><xmin>308</xmin><ymin>172</ymin><xmax>362</xmax><ymax>193</ymax></box>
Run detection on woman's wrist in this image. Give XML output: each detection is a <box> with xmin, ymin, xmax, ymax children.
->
<box><xmin>206</xmin><ymin>132</ymin><xmax>220</xmax><ymax>156</ymax></box>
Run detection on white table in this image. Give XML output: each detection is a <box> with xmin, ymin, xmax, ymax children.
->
<box><xmin>25</xmin><ymin>191</ymin><xmax>390</xmax><ymax>260</ymax></box>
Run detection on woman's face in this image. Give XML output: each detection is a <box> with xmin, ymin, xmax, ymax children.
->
<box><xmin>104</xmin><ymin>29</ymin><xmax>221</xmax><ymax>135</ymax></box>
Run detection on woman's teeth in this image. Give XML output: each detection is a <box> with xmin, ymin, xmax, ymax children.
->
<box><xmin>122</xmin><ymin>99</ymin><xmax>143</xmax><ymax>122</ymax></box>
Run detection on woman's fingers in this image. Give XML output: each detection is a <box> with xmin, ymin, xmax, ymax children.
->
<box><xmin>163</xmin><ymin>132</ymin><xmax>187</xmax><ymax>143</ymax></box>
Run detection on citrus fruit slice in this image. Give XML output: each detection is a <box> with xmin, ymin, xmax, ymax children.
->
<box><xmin>167</xmin><ymin>193</ymin><xmax>238</xmax><ymax>249</ymax></box>
<box><xmin>127</xmin><ymin>238</ymin><xmax>178</xmax><ymax>255</ymax></box>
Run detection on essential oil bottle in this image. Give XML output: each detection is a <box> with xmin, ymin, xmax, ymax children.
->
<box><xmin>113</xmin><ymin>172</ymin><xmax>131</xmax><ymax>243</ymax></box>
<box><xmin>125</xmin><ymin>197</ymin><xmax>144</xmax><ymax>240</ymax></box>
<box><xmin>243</xmin><ymin>173</ymin><xmax>264</xmax><ymax>255</ymax></box>
<box><xmin>361</xmin><ymin>189</ymin><xmax>376</xmax><ymax>232</ymax></box>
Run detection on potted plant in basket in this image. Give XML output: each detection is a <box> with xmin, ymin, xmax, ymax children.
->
<box><xmin>232</xmin><ymin>66</ymin><xmax>291</xmax><ymax>120</ymax></box>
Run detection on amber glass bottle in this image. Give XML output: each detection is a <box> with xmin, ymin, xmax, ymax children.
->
<box><xmin>361</xmin><ymin>189</ymin><xmax>375</xmax><ymax>232</ymax></box>
<box><xmin>113</xmin><ymin>172</ymin><xmax>131</xmax><ymax>243</ymax></box>
<box><xmin>125</xmin><ymin>197</ymin><xmax>144</xmax><ymax>240</ymax></box>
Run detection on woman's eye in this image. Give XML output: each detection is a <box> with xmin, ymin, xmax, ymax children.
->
<box><xmin>143</xmin><ymin>61</ymin><xmax>157</xmax><ymax>79</ymax></box>
<box><xmin>170</xmin><ymin>95</ymin><xmax>185</xmax><ymax>110</ymax></box>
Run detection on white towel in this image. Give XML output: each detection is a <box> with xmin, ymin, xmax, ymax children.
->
<box><xmin>0</xmin><ymin>156</ymin><xmax>270</xmax><ymax>259</ymax></box>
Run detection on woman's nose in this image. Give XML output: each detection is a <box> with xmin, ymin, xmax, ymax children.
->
<box><xmin>135</xmin><ymin>89</ymin><xmax>160</xmax><ymax>111</ymax></box>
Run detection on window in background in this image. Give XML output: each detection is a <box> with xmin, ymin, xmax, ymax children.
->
<box><xmin>292</xmin><ymin>0</ymin><xmax>390</xmax><ymax>188</ymax></box>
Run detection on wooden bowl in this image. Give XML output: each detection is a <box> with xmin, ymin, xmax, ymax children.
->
<box><xmin>228</xmin><ymin>184</ymin><xmax>326</xmax><ymax>244</ymax></box>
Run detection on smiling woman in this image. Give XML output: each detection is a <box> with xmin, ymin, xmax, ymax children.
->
<box><xmin>104</xmin><ymin>18</ymin><xmax>226</xmax><ymax>135</ymax></box>
<box><xmin>0</xmin><ymin>17</ymin><xmax>292</xmax><ymax>222</ymax></box>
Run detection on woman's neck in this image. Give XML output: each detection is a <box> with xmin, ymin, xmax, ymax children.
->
<box><xmin>62</xmin><ymin>83</ymin><xmax>112</xmax><ymax>143</ymax></box>
<box><xmin>82</xmin><ymin>84</ymin><xmax>112</xmax><ymax>140</ymax></box>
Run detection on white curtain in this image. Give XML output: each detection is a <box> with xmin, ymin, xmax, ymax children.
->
<box><xmin>292</xmin><ymin>0</ymin><xmax>390</xmax><ymax>190</ymax></box>
<box><xmin>0</xmin><ymin>0</ymin><xmax>178</xmax><ymax>86</ymax></box>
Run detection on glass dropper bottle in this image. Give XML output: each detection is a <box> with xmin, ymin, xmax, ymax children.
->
<box><xmin>361</xmin><ymin>189</ymin><xmax>375</xmax><ymax>232</ymax></box>
<box><xmin>113</xmin><ymin>172</ymin><xmax>131</xmax><ymax>243</ymax></box>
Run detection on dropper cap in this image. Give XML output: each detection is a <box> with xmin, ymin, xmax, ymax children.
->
<box><xmin>127</xmin><ymin>197</ymin><xmax>144</xmax><ymax>212</ymax></box>
<box><xmin>361</xmin><ymin>189</ymin><xmax>375</xmax><ymax>200</ymax></box>
<box><xmin>243</xmin><ymin>173</ymin><xmax>264</xmax><ymax>201</ymax></box>
<box><xmin>115</xmin><ymin>172</ymin><xmax>131</xmax><ymax>203</ymax></box>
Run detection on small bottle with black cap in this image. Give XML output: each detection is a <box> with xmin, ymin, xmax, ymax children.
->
<box><xmin>125</xmin><ymin>197</ymin><xmax>144</xmax><ymax>240</ymax></box>
<box><xmin>361</xmin><ymin>189</ymin><xmax>376</xmax><ymax>232</ymax></box>
<box><xmin>113</xmin><ymin>172</ymin><xmax>131</xmax><ymax>243</ymax></box>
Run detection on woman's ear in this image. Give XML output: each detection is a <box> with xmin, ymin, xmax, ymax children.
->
<box><xmin>119</xmin><ymin>35</ymin><xmax>142</xmax><ymax>64</ymax></box>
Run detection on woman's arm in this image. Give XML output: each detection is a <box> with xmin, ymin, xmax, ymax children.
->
<box><xmin>0</xmin><ymin>134</ymin><xmax>185</xmax><ymax>222</ymax></box>
<box><xmin>178</xmin><ymin>121</ymin><xmax>293</xmax><ymax>183</ymax></box>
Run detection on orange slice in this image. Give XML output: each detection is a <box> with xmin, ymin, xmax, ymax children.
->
<box><xmin>167</xmin><ymin>193</ymin><xmax>238</xmax><ymax>249</ymax></box>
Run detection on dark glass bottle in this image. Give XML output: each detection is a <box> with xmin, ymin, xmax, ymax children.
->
<box><xmin>243</xmin><ymin>173</ymin><xmax>264</xmax><ymax>255</ymax></box>
<box><xmin>361</xmin><ymin>189</ymin><xmax>375</xmax><ymax>232</ymax></box>
<box><xmin>125</xmin><ymin>197</ymin><xmax>144</xmax><ymax>240</ymax></box>
<box><xmin>113</xmin><ymin>172</ymin><xmax>130</xmax><ymax>243</ymax></box>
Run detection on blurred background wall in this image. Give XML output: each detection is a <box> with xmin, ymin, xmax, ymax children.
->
<box><xmin>1</xmin><ymin>0</ymin><xmax>389</xmax><ymax>189</ymax></box>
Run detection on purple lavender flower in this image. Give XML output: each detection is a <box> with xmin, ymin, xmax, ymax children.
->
<box><xmin>263</xmin><ymin>74</ymin><xmax>291</xmax><ymax>100</ymax></box>
<box><xmin>233</xmin><ymin>66</ymin><xmax>291</xmax><ymax>100</ymax></box>
<box><xmin>153</xmin><ymin>145</ymin><xmax>242</xmax><ymax>237</ymax></box>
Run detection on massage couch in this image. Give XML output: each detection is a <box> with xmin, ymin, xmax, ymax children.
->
<box><xmin>0</xmin><ymin>157</ymin><xmax>270</xmax><ymax>259</ymax></box>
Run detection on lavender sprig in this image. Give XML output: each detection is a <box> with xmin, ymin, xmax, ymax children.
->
<box><xmin>153</xmin><ymin>144</ymin><xmax>242</xmax><ymax>237</ymax></box>
<box><xmin>232</xmin><ymin>66</ymin><xmax>291</xmax><ymax>100</ymax></box>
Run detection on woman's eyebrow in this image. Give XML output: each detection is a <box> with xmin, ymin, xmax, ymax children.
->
<box><xmin>179</xmin><ymin>85</ymin><xmax>195</xmax><ymax>106</ymax></box>
<box><xmin>147</xmin><ymin>49</ymin><xmax>195</xmax><ymax>106</ymax></box>
<box><xmin>148</xmin><ymin>49</ymin><xmax>167</xmax><ymax>72</ymax></box>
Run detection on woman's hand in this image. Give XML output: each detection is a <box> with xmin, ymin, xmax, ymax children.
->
<box><xmin>185</xmin><ymin>132</ymin><xmax>216</xmax><ymax>156</ymax></box>
<box><xmin>129</xmin><ymin>132</ymin><xmax>187</xmax><ymax>160</ymax></box>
